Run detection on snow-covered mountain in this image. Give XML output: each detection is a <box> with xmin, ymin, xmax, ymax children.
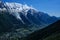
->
<box><xmin>0</xmin><ymin>1</ymin><xmax>59</xmax><ymax>40</ymax></box>
<box><xmin>1</xmin><ymin>1</ymin><xmax>58</xmax><ymax>24</ymax></box>
<box><xmin>0</xmin><ymin>1</ymin><xmax>59</xmax><ymax>32</ymax></box>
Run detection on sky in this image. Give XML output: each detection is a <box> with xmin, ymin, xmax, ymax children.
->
<box><xmin>2</xmin><ymin>0</ymin><xmax>60</xmax><ymax>17</ymax></box>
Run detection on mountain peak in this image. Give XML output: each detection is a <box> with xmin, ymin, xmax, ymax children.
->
<box><xmin>0</xmin><ymin>1</ymin><xmax>58</xmax><ymax>25</ymax></box>
<box><xmin>4</xmin><ymin>2</ymin><xmax>36</xmax><ymax>13</ymax></box>
<box><xmin>0</xmin><ymin>1</ymin><xmax>37</xmax><ymax>14</ymax></box>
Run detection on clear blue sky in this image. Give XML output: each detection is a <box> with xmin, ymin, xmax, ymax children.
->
<box><xmin>2</xmin><ymin>0</ymin><xmax>60</xmax><ymax>17</ymax></box>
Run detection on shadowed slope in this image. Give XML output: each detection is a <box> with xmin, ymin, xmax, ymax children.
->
<box><xmin>25</xmin><ymin>20</ymin><xmax>60</xmax><ymax>40</ymax></box>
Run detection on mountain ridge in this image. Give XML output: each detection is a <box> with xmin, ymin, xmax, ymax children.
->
<box><xmin>25</xmin><ymin>20</ymin><xmax>60</xmax><ymax>40</ymax></box>
<box><xmin>0</xmin><ymin>1</ymin><xmax>59</xmax><ymax>32</ymax></box>
<box><xmin>0</xmin><ymin>1</ymin><xmax>60</xmax><ymax>40</ymax></box>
